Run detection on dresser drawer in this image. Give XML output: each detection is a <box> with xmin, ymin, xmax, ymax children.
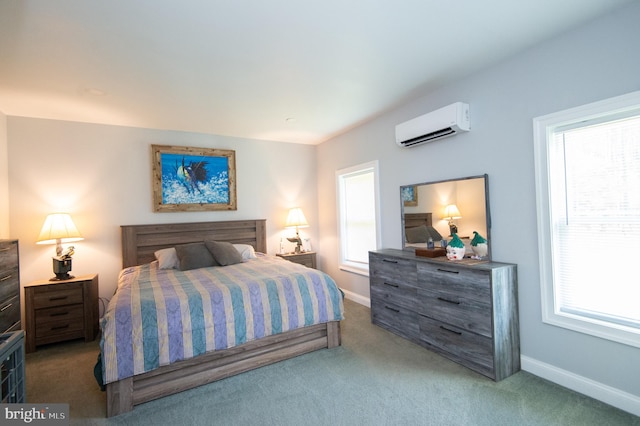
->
<box><xmin>369</xmin><ymin>253</ymin><xmax>417</xmax><ymax>287</ymax></box>
<box><xmin>417</xmin><ymin>263</ymin><xmax>491</xmax><ymax>302</ymax></box>
<box><xmin>0</xmin><ymin>295</ymin><xmax>21</xmax><ymax>333</ymax></box>
<box><xmin>32</xmin><ymin>283</ymin><xmax>83</xmax><ymax>309</ymax></box>
<box><xmin>370</xmin><ymin>277</ymin><xmax>417</xmax><ymax>312</ymax></box>
<box><xmin>0</xmin><ymin>241</ymin><xmax>18</xmax><ymax>271</ymax></box>
<box><xmin>418</xmin><ymin>288</ymin><xmax>492</xmax><ymax>337</ymax></box>
<box><xmin>371</xmin><ymin>299</ymin><xmax>419</xmax><ymax>341</ymax></box>
<box><xmin>0</xmin><ymin>267</ymin><xmax>19</xmax><ymax>303</ymax></box>
<box><xmin>419</xmin><ymin>315</ymin><xmax>494</xmax><ymax>377</ymax></box>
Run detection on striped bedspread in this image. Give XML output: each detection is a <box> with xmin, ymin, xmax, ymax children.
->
<box><xmin>100</xmin><ymin>254</ymin><xmax>344</xmax><ymax>384</ymax></box>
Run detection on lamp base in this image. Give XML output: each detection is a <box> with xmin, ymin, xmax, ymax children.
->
<box><xmin>51</xmin><ymin>258</ymin><xmax>73</xmax><ymax>281</ymax></box>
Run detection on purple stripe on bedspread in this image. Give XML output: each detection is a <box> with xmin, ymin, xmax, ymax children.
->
<box><xmin>282</xmin><ymin>277</ymin><xmax>299</xmax><ymax>330</ymax></box>
<box><xmin>248</xmin><ymin>282</ymin><xmax>265</xmax><ymax>339</ymax></box>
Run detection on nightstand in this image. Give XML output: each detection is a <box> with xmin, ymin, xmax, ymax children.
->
<box><xmin>24</xmin><ymin>274</ymin><xmax>99</xmax><ymax>353</ymax></box>
<box><xmin>276</xmin><ymin>252</ymin><xmax>317</xmax><ymax>269</ymax></box>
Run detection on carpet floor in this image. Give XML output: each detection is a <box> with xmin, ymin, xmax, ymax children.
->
<box><xmin>25</xmin><ymin>299</ymin><xmax>639</xmax><ymax>425</ymax></box>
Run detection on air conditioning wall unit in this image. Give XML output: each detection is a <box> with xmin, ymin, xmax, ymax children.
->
<box><xmin>395</xmin><ymin>102</ymin><xmax>470</xmax><ymax>148</ymax></box>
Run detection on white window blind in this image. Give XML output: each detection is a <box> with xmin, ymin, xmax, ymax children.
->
<box><xmin>548</xmin><ymin>114</ymin><xmax>640</xmax><ymax>332</ymax></box>
<box><xmin>336</xmin><ymin>161</ymin><xmax>380</xmax><ymax>275</ymax></box>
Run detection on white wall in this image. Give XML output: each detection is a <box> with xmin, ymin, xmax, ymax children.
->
<box><xmin>7</xmin><ymin>118</ymin><xmax>319</xmax><ymax>301</ymax></box>
<box><xmin>0</xmin><ymin>110</ymin><xmax>8</xmax><ymax>238</ymax></box>
<box><xmin>317</xmin><ymin>2</ymin><xmax>640</xmax><ymax>414</ymax></box>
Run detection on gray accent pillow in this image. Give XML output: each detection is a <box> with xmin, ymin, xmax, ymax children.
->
<box><xmin>174</xmin><ymin>242</ymin><xmax>218</xmax><ymax>271</ymax></box>
<box><xmin>405</xmin><ymin>225</ymin><xmax>429</xmax><ymax>243</ymax></box>
<box><xmin>426</xmin><ymin>226</ymin><xmax>443</xmax><ymax>241</ymax></box>
<box><xmin>205</xmin><ymin>241</ymin><xmax>243</xmax><ymax>266</ymax></box>
<box><xmin>405</xmin><ymin>225</ymin><xmax>443</xmax><ymax>243</ymax></box>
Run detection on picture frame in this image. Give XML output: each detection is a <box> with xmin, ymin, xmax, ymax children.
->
<box><xmin>152</xmin><ymin>144</ymin><xmax>237</xmax><ymax>212</ymax></box>
<box><xmin>402</xmin><ymin>185</ymin><xmax>418</xmax><ymax>207</ymax></box>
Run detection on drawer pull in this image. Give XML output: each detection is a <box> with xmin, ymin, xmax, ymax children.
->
<box><xmin>382</xmin><ymin>259</ymin><xmax>398</xmax><ymax>264</ymax></box>
<box><xmin>50</xmin><ymin>312</ymin><xmax>69</xmax><ymax>317</ymax></box>
<box><xmin>383</xmin><ymin>282</ymin><xmax>399</xmax><ymax>288</ymax></box>
<box><xmin>51</xmin><ymin>325</ymin><xmax>70</xmax><ymax>331</ymax></box>
<box><xmin>0</xmin><ymin>275</ymin><xmax>12</xmax><ymax>282</ymax></box>
<box><xmin>440</xmin><ymin>325</ymin><xmax>462</xmax><ymax>336</ymax></box>
<box><xmin>437</xmin><ymin>297</ymin><xmax>460</xmax><ymax>305</ymax></box>
<box><xmin>0</xmin><ymin>303</ymin><xmax>12</xmax><ymax>312</ymax></box>
<box><xmin>436</xmin><ymin>268</ymin><xmax>459</xmax><ymax>274</ymax></box>
<box><xmin>384</xmin><ymin>305</ymin><xmax>400</xmax><ymax>313</ymax></box>
<box><xmin>49</xmin><ymin>296</ymin><xmax>68</xmax><ymax>301</ymax></box>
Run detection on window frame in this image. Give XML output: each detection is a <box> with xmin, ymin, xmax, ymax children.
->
<box><xmin>335</xmin><ymin>160</ymin><xmax>381</xmax><ymax>276</ymax></box>
<box><xmin>533</xmin><ymin>90</ymin><xmax>640</xmax><ymax>348</ymax></box>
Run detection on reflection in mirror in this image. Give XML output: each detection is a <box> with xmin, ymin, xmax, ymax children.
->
<box><xmin>401</xmin><ymin>174</ymin><xmax>491</xmax><ymax>259</ymax></box>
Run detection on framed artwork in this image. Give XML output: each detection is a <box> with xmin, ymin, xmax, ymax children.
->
<box><xmin>402</xmin><ymin>185</ymin><xmax>418</xmax><ymax>207</ymax></box>
<box><xmin>152</xmin><ymin>144</ymin><xmax>237</xmax><ymax>212</ymax></box>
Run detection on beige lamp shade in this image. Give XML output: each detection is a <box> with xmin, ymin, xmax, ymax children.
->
<box><xmin>442</xmin><ymin>204</ymin><xmax>462</xmax><ymax>220</ymax></box>
<box><xmin>37</xmin><ymin>213</ymin><xmax>83</xmax><ymax>257</ymax></box>
<box><xmin>285</xmin><ymin>208</ymin><xmax>309</xmax><ymax>229</ymax></box>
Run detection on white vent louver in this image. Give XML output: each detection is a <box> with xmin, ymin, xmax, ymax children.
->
<box><xmin>395</xmin><ymin>102</ymin><xmax>470</xmax><ymax>148</ymax></box>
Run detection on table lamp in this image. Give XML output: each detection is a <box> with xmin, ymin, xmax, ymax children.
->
<box><xmin>442</xmin><ymin>204</ymin><xmax>462</xmax><ymax>236</ymax></box>
<box><xmin>36</xmin><ymin>213</ymin><xmax>84</xmax><ymax>281</ymax></box>
<box><xmin>285</xmin><ymin>207</ymin><xmax>309</xmax><ymax>253</ymax></box>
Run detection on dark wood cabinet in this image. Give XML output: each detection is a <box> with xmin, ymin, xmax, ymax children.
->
<box><xmin>0</xmin><ymin>240</ymin><xmax>21</xmax><ymax>334</ymax></box>
<box><xmin>24</xmin><ymin>274</ymin><xmax>99</xmax><ymax>353</ymax></box>
<box><xmin>369</xmin><ymin>249</ymin><xmax>519</xmax><ymax>381</ymax></box>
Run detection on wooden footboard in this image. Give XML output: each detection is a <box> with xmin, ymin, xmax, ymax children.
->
<box><xmin>106</xmin><ymin>320</ymin><xmax>341</xmax><ymax>417</ymax></box>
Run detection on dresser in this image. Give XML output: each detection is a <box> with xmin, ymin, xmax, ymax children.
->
<box><xmin>24</xmin><ymin>274</ymin><xmax>99</xmax><ymax>353</ymax></box>
<box><xmin>276</xmin><ymin>252</ymin><xmax>317</xmax><ymax>269</ymax></box>
<box><xmin>0</xmin><ymin>240</ymin><xmax>21</xmax><ymax>334</ymax></box>
<box><xmin>369</xmin><ymin>248</ymin><xmax>519</xmax><ymax>381</ymax></box>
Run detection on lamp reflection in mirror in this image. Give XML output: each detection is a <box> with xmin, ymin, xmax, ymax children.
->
<box><xmin>442</xmin><ymin>204</ymin><xmax>462</xmax><ymax>236</ymax></box>
<box><xmin>36</xmin><ymin>213</ymin><xmax>84</xmax><ymax>281</ymax></box>
<box><xmin>285</xmin><ymin>207</ymin><xmax>309</xmax><ymax>253</ymax></box>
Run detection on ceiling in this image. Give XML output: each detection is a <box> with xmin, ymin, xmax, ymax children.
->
<box><xmin>0</xmin><ymin>1</ymin><xmax>632</xmax><ymax>144</ymax></box>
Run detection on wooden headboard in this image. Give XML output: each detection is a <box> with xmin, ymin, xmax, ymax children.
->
<box><xmin>121</xmin><ymin>219</ymin><xmax>267</xmax><ymax>267</ymax></box>
<box><xmin>403</xmin><ymin>213</ymin><xmax>432</xmax><ymax>232</ymax></box>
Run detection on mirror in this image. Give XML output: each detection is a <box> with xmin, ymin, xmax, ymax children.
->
<box><xmin>400</xmin><ymin>174</ymin><xmax>491</xmax><ymax>259</ymax></box>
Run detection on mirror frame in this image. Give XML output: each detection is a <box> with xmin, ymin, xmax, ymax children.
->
<box><xmin>400</xmin><ymin>174</ymin><xmax>491</xmax><ymax>259</ymax></box>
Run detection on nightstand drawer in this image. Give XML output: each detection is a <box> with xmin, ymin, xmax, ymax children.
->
<box><xmin>32</xmin><ymin>284</ymin><xmax>83</xmax><ymax>309</ymax></box>
<box><xmin>36</xmin><ymin>316</ymin><xmax>84</xmax><ymax>338</ymax></box>
<box><xmin>35</xmin><ymin>304</ymin><xmax>84</xmax><ymax>325</ymax></box>
<box><xmin>292</xmin><ymin>253</ymin><xmax>315</xmax><ymax>268</ymax></box>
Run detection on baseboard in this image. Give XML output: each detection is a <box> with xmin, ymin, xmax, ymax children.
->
<box><xmin>521</xmin><ymin>355</ymin><xmax>640</xmax><ymax>417</ymax></box>
<box><xmin>341</xmin><ymin>289</ymin><xmax>370</xmax><ymax>308</ymax></box>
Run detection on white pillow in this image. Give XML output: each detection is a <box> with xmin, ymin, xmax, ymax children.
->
<box><xmin>154</xmin><ymin>247</ymin><xmax>180</xmax><ymax>269</ymax></box>
<box><xmin>233</xmin><ymin>244</ymin><xmax>257</xmax><ymax>260</ymax></box>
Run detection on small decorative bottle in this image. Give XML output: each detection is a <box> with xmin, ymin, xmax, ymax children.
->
<box><xmin>427</xmin><ymin>237</ymin><xmax>434</xmax><ymax>249</ymax></box>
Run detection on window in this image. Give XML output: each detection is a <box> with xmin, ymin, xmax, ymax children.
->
<box><xmin>336</xmin><ymin>161</ymin><xmax>380</xmax><ymax>275</ymax></box>
<box><xmin>533</xmin><ymin>91</ymin><xmax>640</xmax><ymax>348</ymax></box>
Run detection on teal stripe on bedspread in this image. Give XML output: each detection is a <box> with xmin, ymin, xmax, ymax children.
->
<box><xmin>100</xmin><ymin>254</ymin><xmax>344</xmax><ymax>384</ymax></box>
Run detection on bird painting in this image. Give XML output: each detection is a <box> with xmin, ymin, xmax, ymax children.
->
<box><xmin>176</xmin><ymin>157</ymin><xmax>208</xmax><ymax>194</ymax></box>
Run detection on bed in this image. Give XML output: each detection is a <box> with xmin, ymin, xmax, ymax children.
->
<box><xmin>101</xmin><ymin>219</ymin><xmax>344</xmax><ymax>417</ymax></box>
